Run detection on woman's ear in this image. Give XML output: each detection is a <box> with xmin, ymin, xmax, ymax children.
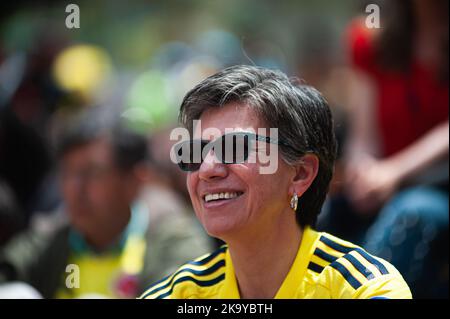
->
<box><xmin>289</xmin><ymin>154</ymin><xmax>319</xmax><ymax>197</ymax></box>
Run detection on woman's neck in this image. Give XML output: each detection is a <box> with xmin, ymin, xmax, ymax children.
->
<box><xmin>226</xmin><ymin>213</ymin><xmax>303</xmax><ymax>299</ymax></box>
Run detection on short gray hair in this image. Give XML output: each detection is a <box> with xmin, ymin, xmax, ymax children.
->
<box><xmin>179</xmin><ymin>65</ymin><xmax>337</xmax><ymax>227</ymax></box>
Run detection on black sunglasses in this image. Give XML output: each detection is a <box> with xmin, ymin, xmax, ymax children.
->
<box><xmin>173</xmin><ymin>131</ymin><xmax>294</xmax><ymax>172</ymax></box>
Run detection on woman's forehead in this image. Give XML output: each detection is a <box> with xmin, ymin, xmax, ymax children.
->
<box><xmin>193</xmin><ymin>103</ymin><xmax>265</xmax><ymax>138</ymax></box>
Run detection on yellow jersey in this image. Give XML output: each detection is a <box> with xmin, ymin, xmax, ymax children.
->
<box><xmin>140</xmin><ymin>226</ymin><xmax>412</xmax><ymax>299</ymax></box>
<box><xmin>56</xmin><ymin>201</ymin><xmax>148</xmax><ymax>299</ymax></box>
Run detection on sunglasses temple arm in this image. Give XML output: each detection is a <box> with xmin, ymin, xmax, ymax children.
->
<box><xmin>255</xmin><ymin>135</ymin><xmax>285</xmax><ymax>146</ymax></box>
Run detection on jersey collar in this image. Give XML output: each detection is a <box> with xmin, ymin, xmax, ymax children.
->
<box><xmin>218</xmin><ymin>226</ymin><xmax>320</xmax><ymax>299</ymax></box>
<box><xmin>275</xmin><ymin>226</ymin><xmax>319</xmax><ymax>298</ymax></box>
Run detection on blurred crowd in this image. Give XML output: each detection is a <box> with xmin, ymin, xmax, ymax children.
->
<box><xmin>0</xmin><ymin>0</ymin><xmax>448</xmax><ymax>298</ymax></box>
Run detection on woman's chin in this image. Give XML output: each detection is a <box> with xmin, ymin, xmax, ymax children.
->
<box><xmin>203</xmin><ymin>219</ymin><xmax>241</xmax><ymax>241</ymax></box>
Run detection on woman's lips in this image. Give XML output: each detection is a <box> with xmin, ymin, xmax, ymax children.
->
<box><xmin>202</xmin><ymin>192</ymin><xmax>244</xmax><ymax>209</ymax></box>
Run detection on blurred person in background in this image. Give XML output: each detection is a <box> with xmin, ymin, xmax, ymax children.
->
<box><xmin>318</xmin><ymin>0</ymin><xmax>448</xmax><ymax>298</ymax></box>
<box><xmin>0</xmin><ymin>106</ymin><xmax>212</xmax><ymax>298</ymax></box>
<box><xmin>0</xmin><ymin>107</ymin><xmax>44</xmax><ymax>246</ymax></box>
<box><xmin>147</xmin><ymin>126</ymin><xmax>225</xmax><ymax>249</ymax></box>
<box><xmin>147</xmin><ymin>127</ymin><xmax>191</xmax><ymax>203</ymax></box>
<box><xmin>0</xmin><ymin>179</ymin><xmax>24</xmax><ymax>248</ymax></box>
<box><xmin>0</xmin><ymin>48</ymin><xmax>63</xmax><ymax>236</ymax></box>
<box><xmin>0</xmin><ymin>27</ymin><xmax>75</xmax><ymax>243</ymax></box>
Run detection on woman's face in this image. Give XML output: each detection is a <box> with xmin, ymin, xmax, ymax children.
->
<box><xmin>186</xmin><ymin>102</ymin><xmax>297</xmax><ymax>241</ymax></box>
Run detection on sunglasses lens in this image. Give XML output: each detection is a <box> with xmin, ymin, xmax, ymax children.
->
<box><xmin>175</xmin><ymin>140</ymin><xmax>204</xmax><ymax>171</ymax></box>
<box><xmin>220</xmin><ymin>133</ymin><xmax>250</xmax><ymax>164</ymax></box>
<box><xmin>175</xmin><ymin>133</ymin><xmax>252</xmax><ymax>171</ymax></box>
<box><xmin>178</xmin><ymin>160</ymin><xmax>201</xmax><ymax>172</ymax></box>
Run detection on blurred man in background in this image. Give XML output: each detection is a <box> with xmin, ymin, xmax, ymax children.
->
<box><xmin>0</xmin><ymin>107</ymin><xmax>212</xmax><ymax>298</ymax></box>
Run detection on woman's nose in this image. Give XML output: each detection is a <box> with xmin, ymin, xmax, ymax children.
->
<box><xmin>198</xmin><ymin>148</ymin><xmax>228</xmax><ymax>181</ymax></box>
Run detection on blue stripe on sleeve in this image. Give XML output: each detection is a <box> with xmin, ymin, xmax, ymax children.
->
<box><xmin>307</xmin><ymin>261</ymin><xmax>325</xmax><ymax>273</ymax></box>
<box><xmin>188</xmin><ymin>246</ymin><xmax>227</xmax><ymax>266</ymax></box>
<box><xmin>155</xmin><ymin>273</ymin><xmax>226</xmax><ymax>299</ymax></box>
<box><xmin>355</xmin><ymin>248</ymin><xmax>389</xmax><ymax>275</ymax></box>
<box><xmin>142</xmin><ymin>259</ymin><xmax>225</xmax><ymax>298</ymax></box>
<box><xmin>314</xmin><ymin>247</ymin><xmax>338</xmax><ymax>263</ymax></box>
<box><xmin>320</xmin><ymin>235</ymin><xmax>389</xmax><ymax>275</ymax></box>
<box><xmin>342</xmin><ymin>253</ymin><xmax>375</xmax><ymax>280</ymax></box>
<box><xmin>319</xmin><ymin>236</ymin><xmax>353</xmax><ymax>254</ymax></box>
<box><xmin>329</xmin><ymin>261</ymin><xmax>362</xmax><ymax>290</ymax></box>
<box><xmin>141</xmin><ymin>246</ymin><xmax>227</xmax><ymax>294</ymax></box>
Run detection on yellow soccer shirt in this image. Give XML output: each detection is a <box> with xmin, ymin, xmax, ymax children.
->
<box><xmin>56</xmin><ymin>201</ymin><xmax>148</xmax><ymax>298</ymax></box>
<box><xmin>140</xmin><ymin>226</ymin><xmax>412</xmax><ymax>299</ymax></box>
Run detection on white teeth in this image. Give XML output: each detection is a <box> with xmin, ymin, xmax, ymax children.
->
<box><xmin>204</xmin><ymin>192</ymin><xmax>240</xmax><ymax>202</ymax></box>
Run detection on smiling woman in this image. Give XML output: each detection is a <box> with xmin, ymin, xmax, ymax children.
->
<box><xmin>139</xmin><ymin>65</ymin><xmax>412</xmax><ymax>299</ymax></box>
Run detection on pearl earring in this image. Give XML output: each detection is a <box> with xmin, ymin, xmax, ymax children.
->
<box><xmin>290</xmin><ymin>193</ymin><xmax>298</xmax><ymax>211</ymax></box>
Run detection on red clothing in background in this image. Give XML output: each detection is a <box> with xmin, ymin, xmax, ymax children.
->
<box><xmin>347</xmin><ymin>19</ymin><xmax>449</xmax><ymax>157</ymax></box>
